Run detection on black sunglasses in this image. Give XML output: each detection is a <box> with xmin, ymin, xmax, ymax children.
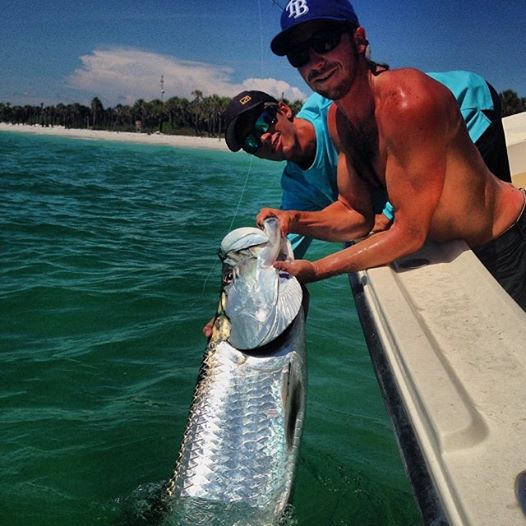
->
<box><xmin>242</xmin><ymin>106</ymin><xmax>278</xmax><ymax>154</ymax></box>
<box><xmin>286</xmin><ymin>27</ymin><xmax>347</xmax><ymax>68</ymax></box>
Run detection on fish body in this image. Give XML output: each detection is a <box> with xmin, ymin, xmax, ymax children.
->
<box><xmin>162</xmin><ymin>219</ymin><xmax>307</xmax><ymax>525</ymax></box>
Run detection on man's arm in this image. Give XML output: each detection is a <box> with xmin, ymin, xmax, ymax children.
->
<box><xmin>259</xmin><ymin>145</ymin><xmax>376</xmax><ymax>241</ymax></box>
<box><xmin>258</xmin><ymin>197</ymin><xmax>372</xmax><ymax>242</ymax></box>
<box><xmin>272</xmin><ymin>71</ymin><xmax>452</xmax><ymax>282</ymax></box>
<box><xmin>280</xmin><ymin>162</ymin><xmax>335</xmax><ymax>258</ymax></box>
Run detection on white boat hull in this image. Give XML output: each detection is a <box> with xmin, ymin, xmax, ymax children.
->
<box><xmin>351</xmin><ymin>240</ymin><xmax>526</xmax><ymax>526</ymax></box>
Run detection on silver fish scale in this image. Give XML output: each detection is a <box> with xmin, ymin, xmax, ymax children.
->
<box><xmin>166</xmin><ymin>311</ymin><xmax>306</xmax><ymax>520</ymax></box>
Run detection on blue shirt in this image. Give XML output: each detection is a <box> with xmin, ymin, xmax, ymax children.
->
<box><xmin>280</xmin><ymin>71</ymin><xmax>493</xmax><ymax>256</ymax></box>
<box><xmin>427</xmin><ymin>70</ymin><xmax>493</xmax><ymax>143</ymax></box>
<box><xmin>280</xmin><ymin>93</ymin><xmax>339</xmax><ymax>257</ymax></box>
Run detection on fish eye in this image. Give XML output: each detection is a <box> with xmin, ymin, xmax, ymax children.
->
<box><xmin>223</xmin><ymin>269</ymin><xmax>234</xmax><ymax>285</ymax></box>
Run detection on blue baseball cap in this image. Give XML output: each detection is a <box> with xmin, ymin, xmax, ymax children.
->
<box><xmin>271</xmin><ymin>0</ymin><xmax>359</xmax><ymax>56</ymax></box>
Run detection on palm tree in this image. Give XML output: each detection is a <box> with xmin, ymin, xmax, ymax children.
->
<box><xmin>0</xmin><ymin>102</ymin><xmax>11</xmax><ymax>122</ymax></box>
<box><xmin>8</xmin><ymin>87</ymin><xmax>525</xmax><ymax>136</ymax></box>
<box><xmin>132</xmin><ymin>99</ymin><xmax>148</xmax><ymax>132</ymax></box>
<box><xmin>90</xmin><ymin>97</ymin><xmax>105</xmax><ymax>129</ymax></box>
<box><xmin>113</xmin><ymin>104</ymin><xmax>133</xmax><ymax>131</ymax></box>
<box><xmin>148</xmin><ymin>98</ymin><xmax>165</xmax><ymax>133</ymax></box>
<box><xmin>190</xmin><ymin>90</ymin><xmax>205</xmax><ymax>135</ymax></box>
<box><xmin>165</xmin><ymin>96</ymin><xmax>191</xmax><ymax>133</ymax></box>
<box><xmin>201</xmin><ymin>94</ymin><xmax>230</xmax><ymax>137</ymax></box>
<box><xmin>55</xmin><ymin>104</ymin><xmax>66</xmax><ymax>127</ymax></box>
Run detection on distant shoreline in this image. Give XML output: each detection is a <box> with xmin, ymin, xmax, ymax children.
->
<box><xmin>0</xmin><ymin>122</ymin><xmax>230</xmax><ymax>152</ymax></box>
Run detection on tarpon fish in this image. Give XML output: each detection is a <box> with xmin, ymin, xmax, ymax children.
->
<box><xmin>160</xmin><ymin>218</ymin><xmax>307</xmax><ymax>525</ymax></box>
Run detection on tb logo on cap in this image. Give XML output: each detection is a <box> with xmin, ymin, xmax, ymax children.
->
<box><xmin>286</xmin><ymin>0</ymin><xmax>309</xmax><ymax>19</ymax></box>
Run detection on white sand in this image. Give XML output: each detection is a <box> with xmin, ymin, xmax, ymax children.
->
<box><xmin>0</xmin><ymin>122</ymin><xmax>229</xmax><ymax>152</ymax></box>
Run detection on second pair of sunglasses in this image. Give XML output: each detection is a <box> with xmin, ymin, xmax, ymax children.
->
<box><xmin>243</xmin><ymin>107</ymin><xmax>278</xmax><ymax>154</ymax></box>
<box><xmin>287</xmin><ymin>27</ymin><xmax>347</xmax><ymax>68</ymax></box>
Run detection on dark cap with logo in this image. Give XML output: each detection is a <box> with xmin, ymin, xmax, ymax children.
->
<box><xmin>224</xmin><ymin>90</ymin><xmax>278</xmax><ymax>152</ymax></box>
<box><xmin>271</xmin><ymin>0</ymin><xmax>359</xmax><ymax>56</ymax></box>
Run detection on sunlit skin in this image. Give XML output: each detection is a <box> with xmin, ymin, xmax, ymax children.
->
<box><xmin>257</xmin><ymin>21</ymin><xmax>525</xmax><ymax>283</ymax></box>
<box><xmin>204</xmin><ymin>104</ymin><xmax>316</xmax><ymax>337</ymax></box>
<box><xmin>245</xmin><ymin>100</ymin><xmax>387</xmax><ymax>239</ymax></box>
<box><xmin>203</xmin><ymin>95</ymin><xmax>391</xmax><ymax>337</ymax></box>
<box><xmin>236</xmin><ymin>101</ymin><xmax>317</xmax><ymax>168</ymax></box>
<box><xmin>289</xmin><ymin>21</ymin><xmax>365</xmax><ymax>101</ymax></box>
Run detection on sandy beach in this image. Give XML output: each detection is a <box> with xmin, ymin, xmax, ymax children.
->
<box><xmin>3</xmin><ymin>117</ymin><xmax>524</xmax><ymax>184</ymax></box>
<box><xmin>0</xmin><ymin>122</ymin><xmax>230</xmax><ymax>152</ymax></box>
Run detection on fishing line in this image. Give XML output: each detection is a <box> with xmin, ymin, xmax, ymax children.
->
<box><xmin>198</xmin><ymin>0</ymin><xmax>268</xmax><ymax>298</ymax></box>
<box><xmin>198</xmin><ymin>0</ymin><xmax>283</xmax><ymax>299</ymax></box>
<box><xmin>224</xmin><ymin>0</ymin><xmax>277</xmax><ymax>233</ymax></box>
<box><xmin>258</xmin><ymin>0</ymin><xmax>265</xmax><ymax>77</ymax></box>
<box><xmin>198</xmin><ymin>155</ymin><xmax>256</xmax><ymax>298</ymax></box>
<box><xmin>227</xmin><ymin>154</ymin><xmax>256</xmax><ymax>233</ymax></box>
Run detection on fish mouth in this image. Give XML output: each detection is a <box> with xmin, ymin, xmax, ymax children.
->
<box><xmin>218</xmin><ymin>218</ymin><xmax>303</xmax><ymax>350</ymax></box>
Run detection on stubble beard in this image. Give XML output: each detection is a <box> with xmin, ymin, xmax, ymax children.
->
<box><xmin>306</xmin><ymin>40</ymin><xmax>361</xmax><ymax>101</ymax></box>
<box><xmin>303</xmin><ymin>62</ymin><xmax>354</xmax><ymax>101</ymax></box>
<box><xmin>307</xmin><ymin>74</ymin><xmax>353</xmax><ymax>101</ymax></box>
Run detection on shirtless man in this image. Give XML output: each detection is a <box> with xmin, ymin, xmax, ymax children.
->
<box><xmin>258</xmin><ymin>0</ymin><xmax>526</xmax><ymax>309</ymax></box>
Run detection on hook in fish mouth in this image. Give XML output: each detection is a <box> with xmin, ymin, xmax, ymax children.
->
<box><xmin>217</xmin><ymin>218</ymin><xmax>302</xmax><ymax>350</ymax></box>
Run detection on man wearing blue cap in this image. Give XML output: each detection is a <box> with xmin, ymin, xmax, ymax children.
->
<box><xmin>257</xmin><ymin>0</ymin><xmax>526</xmax><ymax>309</ymax></box>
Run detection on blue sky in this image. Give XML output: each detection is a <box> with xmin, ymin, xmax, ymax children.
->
<box><xmin>1</xmin><ymin>0</ymin><xmax>525</xmax><ymax>107</ymax></box>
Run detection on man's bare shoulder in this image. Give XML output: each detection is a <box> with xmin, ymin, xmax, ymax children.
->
<box><xmin>373</xmin><ymin>68</ymin><xmax>453</xmax><ymax>136</ymax></box>
<box><xmin>374</xmin><ymin>68</ymin><xmax>451</xmax><ymax>109</ymax></box>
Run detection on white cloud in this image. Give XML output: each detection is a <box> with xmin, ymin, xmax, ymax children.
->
<box><xmin>241</xmin><ymin>78</ymin><xmax>306</xmax><ymax>102</ymax></box>
<box><xmin>67</xmin><ymin>47</ymin><xmax>306</xmax><ymax>105</ymax></box>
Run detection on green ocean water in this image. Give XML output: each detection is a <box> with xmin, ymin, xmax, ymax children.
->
<box><xmin>0</xmin><ymin>131</ymin><xmax>421</xmax><ymax>525</ymax></box>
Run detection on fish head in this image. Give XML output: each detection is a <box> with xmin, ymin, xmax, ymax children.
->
<box><xmin>218</xmin><ymin>218</ymin><xmax>302</xmax><ymax>350</ymax></box>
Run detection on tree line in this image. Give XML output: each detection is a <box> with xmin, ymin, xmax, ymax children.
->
<box><xmin>0</xmin><ymin>89</ymin><xmax>524</xmax><ymax>138</ymax></box>
<box><xmin>0</xmin><ymin>91</ymin><xmax>304</xmax><ymax>137</ymax></box>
